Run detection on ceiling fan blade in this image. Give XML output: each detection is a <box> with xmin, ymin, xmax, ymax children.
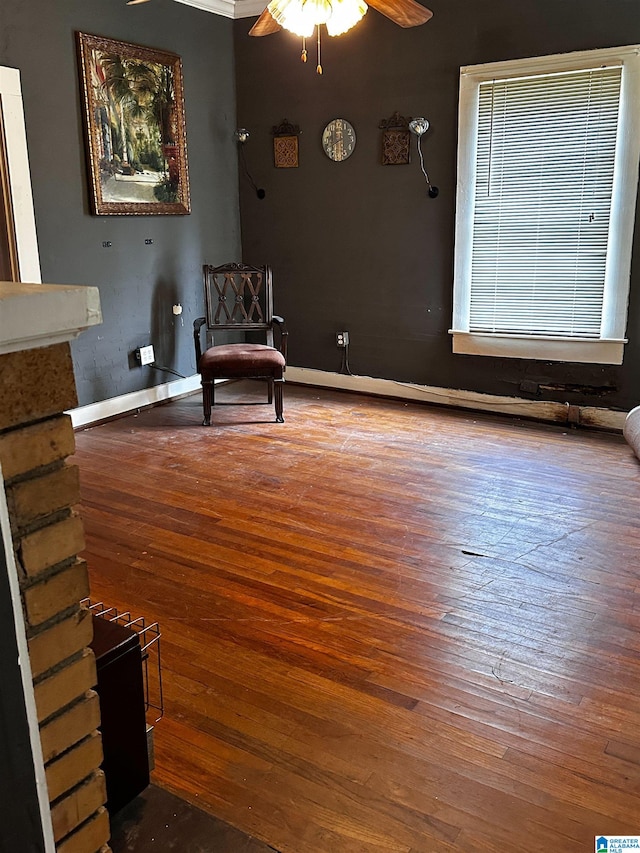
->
<box><xmin>367</xmin><ymin>0</ymin><xmax>432</xmax><ymax>28</ymax></box>
<box><xmin>249</xmin><ymin>8</ymin><xmax>282</xmax><ymax>36</ymax></box>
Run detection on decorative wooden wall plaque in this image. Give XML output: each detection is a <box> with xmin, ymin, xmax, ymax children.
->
<box><xmin>272</xmin><ymin>119</ymin><xmax>301</xmax><ymax>168</ymax></box>
<box><xmin>379</xmin><ymin>112</ymin><xmax>411</xmax><ymax>166</ymax></box>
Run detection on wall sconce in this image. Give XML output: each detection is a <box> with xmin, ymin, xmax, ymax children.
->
<box><xmin>409</xmin><ymin>117</ymin><xmax>438</xmax><ymax>198</ymax></box>
<box><xmin>235</xmin><ymin>128</ymin><xmax>266</xmax><ymax>200</ymax></box>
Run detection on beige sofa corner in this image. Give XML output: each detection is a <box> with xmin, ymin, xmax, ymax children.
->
<box><xmin>623</xmin><ymin>405</ymin><xmax>640</xmax><ymax>459</ymax></box>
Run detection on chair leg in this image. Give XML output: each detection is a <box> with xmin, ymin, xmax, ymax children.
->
<box><xmin>202</xmin><ymin>379</ymin><xmax>213</xmax><ymax>426</ymax></box>
<box><xmin>274</xmin><ymin>379</ymin><xmax>284</xmax><ymax>423</ymax></box>
<box><xmin>267</xmin><ymin>378</ymin><xmax>274</xmax><ymax>405</ymax></box>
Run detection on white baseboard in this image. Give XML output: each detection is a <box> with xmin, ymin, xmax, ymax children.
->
<box><xmin>285</xmin><ymin>367</ymin><xmax>628</xmax><ymax>431</ymax></box>
<box><xmin>68</xmin><ymin>367</ymin><xmax>628</xmax><ymax>432</ymax></box>
<box><xmin>69</xmin><ymin>374</ymin><xmax>202</xmax><ymax>429</ymax></box>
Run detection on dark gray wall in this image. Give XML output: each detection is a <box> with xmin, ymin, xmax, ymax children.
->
<box><xmin>0</xmin><ymin>0</ymin><xmax>241</xmax><ymax>406</ymax></box>
<box><xmin>234</xmin><ymin>0</ymin><xmax>640</xmax><ymax>411</ymax></box>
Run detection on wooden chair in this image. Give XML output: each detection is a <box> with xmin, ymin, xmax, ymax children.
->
<box><xmin>193</xmin><ymin>263</ymin><xmax>288</xmax><ymax>425</ymax></box>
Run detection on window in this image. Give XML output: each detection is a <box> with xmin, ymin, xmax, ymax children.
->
<box><xmin>451</xmin><ymin>46</ymin><xmax>640</xmax><ymax>364</ymax></box>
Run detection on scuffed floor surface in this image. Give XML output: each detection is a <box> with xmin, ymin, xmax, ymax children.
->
<box><xmin>77</xmin><ymin>383</ymin><xmax>640</xmax><ymax>853</ymax></box>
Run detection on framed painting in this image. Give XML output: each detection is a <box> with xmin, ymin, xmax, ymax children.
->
<box><xmin>76</xmin><ymin>32</ymin><xmax>190</xmax><ymax>216</ymax></box>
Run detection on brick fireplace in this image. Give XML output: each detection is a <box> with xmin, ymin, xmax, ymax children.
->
<box><xmin>0</xmin><ymin>281</ymin><xmax>108</xmax><ymax>852</ymax></box>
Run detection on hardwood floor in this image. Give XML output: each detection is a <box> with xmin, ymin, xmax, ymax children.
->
<box><xmin>75</xmin><ymin>381</ymin><xmax>640</xmax><ymax>853</ymax></box>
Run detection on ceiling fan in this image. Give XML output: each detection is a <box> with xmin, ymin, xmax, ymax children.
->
<box><xmin>249</xmin><ymin>0</ymin><xmax>433</xmax><ymax>73</ymax></box>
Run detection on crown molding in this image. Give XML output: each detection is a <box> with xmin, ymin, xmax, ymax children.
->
<box><xmin>173</xmin><ymin>0</ymin><xmax>266</xmax><ymax>20</ymax></box>
<box><xmin>233</xmin><ymin>0</ymin><xmax>269</xmax><ymax>18</ymax></box>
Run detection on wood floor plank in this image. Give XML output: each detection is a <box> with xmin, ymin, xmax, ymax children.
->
<box><xmin>75</xmin><ymin>382</ymin><xmax>640</xmax><ymax>852</ymax></box>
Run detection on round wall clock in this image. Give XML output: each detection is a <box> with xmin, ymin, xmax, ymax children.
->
<box><xmin>322</xmin><ymin>118</ymin><xmax>356</xmax><ymax>162</ymax></box>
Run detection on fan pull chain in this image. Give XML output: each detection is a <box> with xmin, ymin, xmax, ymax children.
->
<box><xmin>316</xmin><ymin>26</ymin><xmax>323</xmax><ymax>74</ymax></box>
<box><xmin>301</xmin><ymin>36</ymin><xmax>307</xmax><ymax>63</ymax></box>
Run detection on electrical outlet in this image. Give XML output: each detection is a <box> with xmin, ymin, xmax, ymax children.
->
<box><xmin>135</xmin><ymin>345</ymin><xmax>155</xmax><ymax>365</ymax></box>
<box><xmin>336</xmin><ymin>331</ymin><xmax>350</xmax><ymax>348</ymax></box>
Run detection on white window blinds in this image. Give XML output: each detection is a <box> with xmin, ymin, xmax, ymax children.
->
<box><xmin>469</xmin><ymin>66</ymin><xmax>622</xmax><ymax>339</ymax></box>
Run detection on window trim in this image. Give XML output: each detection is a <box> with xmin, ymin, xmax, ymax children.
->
<box><xmin>0</xmin><ymin>67</ymin><xmax>41</xmax><ymax>284</ymax></box>
<box><xmin>451</xmin><ymin>45</ymin><xmax>640</xmax><ymax>364</ymax></box>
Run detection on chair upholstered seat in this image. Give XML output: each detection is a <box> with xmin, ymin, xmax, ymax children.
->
<box><xmin>194</xmin><ymin>263</ymin><xmax>288</xmax><ymax>425</ymax></box>
<box><xmin>199</xmin><ymin>343</ymin><xmax>285</xmax><ymax>378</ymax></box>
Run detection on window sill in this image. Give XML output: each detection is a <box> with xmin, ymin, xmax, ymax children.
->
<box><xmin>449</xmin><ymin>331</ymin><xmax>626</xmax><ymax>365</ymax></box>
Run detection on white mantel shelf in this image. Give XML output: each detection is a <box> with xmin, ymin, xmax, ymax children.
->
<box><xmin>0</xmin><ymin>282</ymin><xmax>102</xmax><ymax>356</ymax></box>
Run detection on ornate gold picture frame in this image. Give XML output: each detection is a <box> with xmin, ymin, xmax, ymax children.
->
<box><xmin>77</xmin><ymin>32</ymin><xmax>190</xmax><ymax>216</ymax></box>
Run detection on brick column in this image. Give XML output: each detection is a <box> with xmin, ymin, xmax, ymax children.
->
<box><xmin>0</xmin><ymin>342</ymin><xmax>110</xmax><ymax>853</ymax></box>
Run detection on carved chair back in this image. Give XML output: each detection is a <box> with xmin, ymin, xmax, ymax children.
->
<box><xmin>203</xmin><ymin>262</ymin><xmax>275</xmax><ymax>348</ymax></box>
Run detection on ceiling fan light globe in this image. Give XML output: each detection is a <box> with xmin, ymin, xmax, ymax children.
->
<box><xmin>268</xmin><ymin>0</ymin><xmax>315</xmax><ymax>36</ymax></box>
<box><xmin>302</xmin><ymin>0</ymin><xmax>332</xmax><ymax>24</ymax></box>
<box><xmin>326</xmin><ymin>0</ymin><xmax>368</xmax><ymax>35</ymax></box>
